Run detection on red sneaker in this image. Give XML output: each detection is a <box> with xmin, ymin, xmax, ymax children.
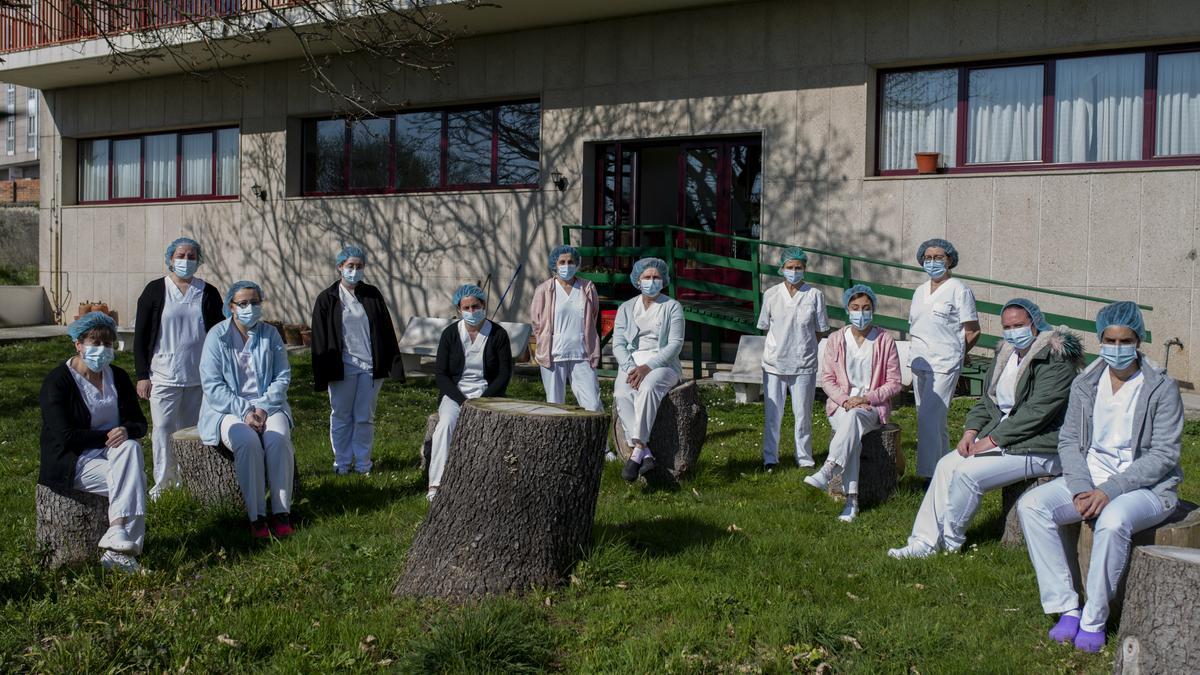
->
<box><xmin>269</xmin><ymin>514</ymin><xmax>294</xmax><ymax>538</ymax></box>
<box><xmin>249</xmin><ymin>519</ymin><xmax>270</xmax><ymax>539</ymax></box>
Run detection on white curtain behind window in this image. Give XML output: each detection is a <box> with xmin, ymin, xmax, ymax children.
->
<box><xmin>1156</xmin><ymin>51</ymin><xmax>1200</xmax><ymax>157</ymax></box>
<box><xmin>112</xmin><ymin>138</ymin><xmax>140</xmax><ymax>199</ymax></box>
<box><xmin>1054</xmin><ymin>53</ymin><xmax>1144</xmax><ymax>163</ymax></box>
<box><xmin>881</xmin><ymin>69</ymin><xmax>959</xmax><ymax>170</ymax></box>
<box><xmin>80</xmin><ymin>140</ymin><xmax>109</xmax><ymax>202</ymax></box>
<box><xmin>216</xmin><ymin>128</ymin><xmax>239</xmax><ymax>195</ymax></box>
<box><xmin>967</xmin><ymin>65</ymin><xmax>1043</xmax><ymax>163</ymax></box>
<box><xmin>143</xmin><ymin>133</ymin><xmax>177</xmax><ymax>199</ymax></box>
<box><xmin>181</xmin><ymin>133</ymin><xmax>212</xmax><ymax>196</ymax></box>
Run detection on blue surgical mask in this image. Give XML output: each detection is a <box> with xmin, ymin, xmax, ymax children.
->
<box><xmin>235</xmin><ymin>304</ymin><xmax>262</xmax><ymax>328</ymax></box>
<box><xmin>782</xmin><ymin>269</ymin><xmax>804</xmax><ymax>285</ymax></box>
<box><xmin>923</xmin><ymin>260</ymin><xmax>948</xmax><ymax>279</ymax></box>
<box><xmin>81</xmin><ymin>345</ymin><xmax>114</xmax><ymax>373</ymax></box>
<box><xmin>463</xmin><ymin>309</ymin><xmax>486</xmax><ymax>326</ymax></box>
<box><xmin>341</xmin><ymin>267</ymin><xmax>363</xmax><ymax>285</ymax></box>
<box><xmin>557</xmin><ymin>264</ymin><xmax>577</xmax><ymax>282</ymax></box>
<box><xmin>1100</xmin><ymin>343</ymin><xmax>1138</xmax><ymax>370</ymax></box>
<box><xmin>172</xmin><ymin>259</ymin><xmax>198</xmax><ymax>279</ymax></box>
<box><xmin>639</xmin><ymin>278</ymin><xmax>663</xmax><ymax>297</ymax></box>
<box><xmin>1003</xmin><ymin>325</ymin><xmax>1036</xmax><ymax>350</ymax></box>
<box><xmin>849</xmin><ymin>310</ymin><xmax>873</xmax><ymax>330</ymax></box>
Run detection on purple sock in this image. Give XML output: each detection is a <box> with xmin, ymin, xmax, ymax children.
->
<box><xmin>1048</xmin><ymin>614</ymin><xmax>1079</xmax><ymax>643</ymax></box>
<box><xmin>631</xmin><ymin>446</ymin><xmax>648</xmax><ymax>463</ymax></box>
<box><xmin>1073</xmin><ymin>628</ymin><xmax>1105</xmax><ymax>653</ymax></box>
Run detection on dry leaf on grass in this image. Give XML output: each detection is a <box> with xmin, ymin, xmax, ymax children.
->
<box><xmin>216</xmin><ymin>634</ymin><xmax>240</xmax><ymax>648</ymax></box>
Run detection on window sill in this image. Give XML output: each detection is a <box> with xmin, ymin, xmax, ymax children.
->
<box><xmin>64</xmin><ymin>196</ymin><xmax>241</xmax><ymax>208</ymax></box>
<box><xmin>287</xmin><ymin>185</ymin><xmax>544</xmax><ymax>200</ymax></box>
<box><xmin>866</xmin><ymin>163</ymin><xmax>1200</xmax><ymax>181</ymax></box>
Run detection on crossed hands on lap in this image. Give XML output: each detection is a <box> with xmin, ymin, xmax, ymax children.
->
<box><xmin>243</xmin><ymin>407</ymin><xmax>268</xmax><ymax>434</ymax></box>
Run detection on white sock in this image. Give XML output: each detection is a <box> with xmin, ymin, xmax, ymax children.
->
<box><xmin>1063</xmin><ymin>609</ymin><xmax>1080</xmax><ymax>618</ymax></box>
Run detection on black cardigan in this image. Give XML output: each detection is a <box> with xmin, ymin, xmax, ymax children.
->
<box><xmin>310</xmin><ymin>280</ymin><xmax>405</xmax><ymax>392</ymax></box>
<box><xmin>133</xmin><ymin>277</ymin><xmax>225</xmax><ymax>381</ymax></box>
<box><xmin>38</xmin><ymin>362</ymin><xmax>147</xmax><ymax>494</ymax></box>
<box><xmin>435</xmin><ymin>321</ymin><xmax>512</xmax><ymax>405</ymax></box>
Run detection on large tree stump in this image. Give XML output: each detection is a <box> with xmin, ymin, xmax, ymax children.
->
<box><xmin>1113</xmin><ymin>546</ymin><xmax>1200</xmax><ymax>675</ymax></box>
<box><xmin>395</xmin><ymin>399</ymin><xmax>607</xmax><ymax>600</ymax></box>
<box><xmin>1000</xmin><ymin>475</ymin><xmax>1056</xmax><ymax>547</ymax></box>
<box><xmin>611</xmin><ymin>380</ymin><xmax>708</xmax><ymax>483</ymax></box>
<box><xmin>172</xmin><ymin>427</ymin><xmax>301</xmax><ymax>511</ymax></box>
<box><xmin>35</xmin><ymin>484</ymin><xmax>109</xmax><ymax>569</ymax></box>
<box><xmin>827</xmin><ymin>424</ymin><xmax>902</xmax><ymax>507</ymax></box>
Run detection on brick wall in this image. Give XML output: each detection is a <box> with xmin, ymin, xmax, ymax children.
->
<box><xmin>0</xmin><ymin>179</ymin><xmax>39</xmax><ymax>204</ymax></box>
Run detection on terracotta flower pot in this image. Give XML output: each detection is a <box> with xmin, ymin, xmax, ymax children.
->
<box><xmin>915</xmin><ymin>152</ymin><xmax>941</xmax><ymax>174</ymax></box>
<box><xmin>300</xmin><ymin>329</ymin><xmax>312</xmax><ymax>347</ymax></box>
<box><xmin>283</xmin><ymin>324</ymin><xmax>303</xmax><ymax>346</ymax></box>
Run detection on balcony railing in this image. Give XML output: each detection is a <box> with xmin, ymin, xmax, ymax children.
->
<box><xmin>0</xmin><ymin>1</ymin><xmax>298</xmax><ymax>55</ymax></box>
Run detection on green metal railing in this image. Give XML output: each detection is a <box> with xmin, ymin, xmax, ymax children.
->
<box><xmin>562</xmin><ymin>223</ymin><xmax>1153</xmax><ymax>385</ymax></box>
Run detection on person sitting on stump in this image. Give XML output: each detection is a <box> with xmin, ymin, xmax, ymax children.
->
<box><xmin>198</xmin><ymin>281</ymin><xmax>296</xmax><ymax>539</ymax></box>
<box><xmin>888</xmin><ymin>298</ymin><xmax>1081</xmax><ymax>559</ymax></box>
<box><xmin>612</xmin><ymin>257</ymin><xmax>685</xmax><ymax>482</ymax></box>
<box><xmin>39</xmin><ymin>312</ymin><xmax>149</xmax><ymax>573</ymax></box>
<box><xmin>1017</xmin><ymin>301</ymin><xmax>1183</xmax><ymax>654</ymax></box>
<box><xmin>428</xmin><ymin>284</ymin><xmax>512</xmax><ymax>502</ymax></box>
<box><xmin>805</xmin><ymin>284</ymin><xmax>902</xmax><ymax>522</ymax></box>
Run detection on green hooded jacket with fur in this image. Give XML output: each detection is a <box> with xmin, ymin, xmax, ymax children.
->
<box><xmin>963</xmin><ymin>326</ymin><xmax>1085</xmax><ymax>455</ymax></box>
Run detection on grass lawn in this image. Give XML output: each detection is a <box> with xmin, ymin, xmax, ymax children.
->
<box><xmin>0</xmin><ymin>337</ymin><xmax>1196</xmax><ymax>672</ymax></box>
<box><xmin>0</xmin><ymin>265</ymin><xmax>37</xmax><ymax>286</ymax></box>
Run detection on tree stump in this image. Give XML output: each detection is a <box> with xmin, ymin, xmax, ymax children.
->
<box><xmin>827</xmin><ymin>424</ymin><xmax>902</xmax><ymax>507</ymax></box>
<box><xmin>611</xmin><ymin>380</ymin><xmax>708</xmax><ymax>484</ymax></box>
<box><xmin>1113</xmin><ymin>546</ymin><xmax>1200</xmax><ymax>675</ymax></box>
<box><xmin>418</xmin><ymin>412</ymin><xmax>438</xmax><ymax>474</ymax></box>
<box><xmin>35</xmin><ymin>484</ymin><xmax>109</xmax><ymax>569</ymax></box>
<box><xmin>394</xmin><ymin>399</ymin><xmax>607</xmax><ymax>600</ymax></box>
<box><xmin>999</xmin><ymin>475</ymin><xmax>1056</xmax><ymax>547</ymax></box>
<box><xmin>172</xmin><ymin>427</ymin><xmax>301</xmax><ymax>511</ymax></box>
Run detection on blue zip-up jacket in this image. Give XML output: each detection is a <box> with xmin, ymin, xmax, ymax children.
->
<box><xmin>198</xmin><ymin>318</ymin><xmax>293</xmax><ymax>446</ymax></box>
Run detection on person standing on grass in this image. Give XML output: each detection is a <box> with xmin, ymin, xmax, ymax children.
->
<box><xmin>198</xmin><ymin>281</ymin><xmax>296</xmax><ymax>540</ymax></box>
<box><xmin>908</xmin><ymin>238</ymin><xmax>981</xmax><ymax>482</ymax></box>
<box><xmin>805</xmin><ymin>285</ymin><xmax>902</xmax><ymax>522</ymax></box>
<box><xmin>1017</xmin><ymin>301</ymin><xmax>1183</xmax><ymax>654</ymax></box>
<box><xmin>310</xmin><ymin>245</ymin><xmax>405</xmax><ymax>476</ymax></box>
<box><xmin>887</xmin><ymin>298</ymin><xmax>1081</xmax><ymax>559</ymax></box>
<box><xmin>40</xmin><ymin>312</ymin><xmax>148</xmax><ymax>573</ymax></box>
<box><xmin>757</xmin><ymin>247</ymin><xmax>828</xmax><ymax>471</ymax></box>
<box><xmin>133</xmin><ymin>236</ymin><xmax>225</xmax><ymax>500</ymax></box>
<box><xmin>428</xmin><ymin>284</ymin><xmax>513</xmax><ymax>503</ymax></box>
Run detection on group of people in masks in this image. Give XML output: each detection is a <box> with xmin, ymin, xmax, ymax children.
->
<box><xmin>36</xmin><ymin>236</ymin><xmax>1186</xmax><ymax>653</ymax></box>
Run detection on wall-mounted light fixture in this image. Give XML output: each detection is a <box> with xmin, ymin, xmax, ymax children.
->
<box><xmin>550</xmin><ymin>171</ymin><xmax>568</xmax><ymax>192</ymax></box>
<box><xmin>250</xmin><ymin>182</ymin><xmax>268</xmax><ymax>201</ymax></box>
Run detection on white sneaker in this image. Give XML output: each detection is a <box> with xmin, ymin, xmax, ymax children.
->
<box><xmin>604</xmin><ymin>451</ymin><xmax>621</xmax><ymax>463</ymax></box>
<box><xmin>803</xmin><ymin>470</ymin><xmax>830</xmax><ymax>491</ymax></box>
<box><xmin>838</xmin><ymin>504</ymin><xmax>859</xmax><ymax>523</ymax></box>
<box><xmin>425</xmin><ymin>488</ymin><xmax>437</xmax><ymax>502</ymax></box>
<box><xmin>98</xmin><ymin>526</ymin><xmax>137</xmax><ymax>554</ymax></box>
<box><xmin>100</xmin><ymin>550</ymin><xmax>142</xmax><ymax>574</ymax></box>
<box><xmin>887</xmin><ymin>542</ymin><xmax>936</xmax><ymax>559</ymax></box>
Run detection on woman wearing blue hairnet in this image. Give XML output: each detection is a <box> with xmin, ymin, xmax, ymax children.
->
<box><xmin>310</xmin><ymin>245</ymin><xmax>404</xmax><ymax>475</ymax></box>
<box><xmin>756</xmin><ymin>247</ymin><xmax>828</xmax><ymax>470</ymax></box>
<box><xmin>198</xmin><ymin>281</ymin><xmax>296</xmax><ymax>539</ymax></box>
<box><xmin>133</xmin><ymin>236</ymin><xmax>224</xmax><ymax>500</ymax></box>
<box><xmin>428</xmin><ymin>284</ymin><xmax>513</xmax><ymax>502</ymax></box>
<box><xmin>39</xmin><ymin>312</ymin><xmax>148</xmax><ymax>573</ymax></box>
<box><xmin>1018</xmin><ymin>301</ymin><xmax>1183</xmax><ymax>654</ymax></box>
<box><xmin>909</xmin><ymin>238</ymin><xmax>980</xmax><ymax>481</ymax></box>
<box><xmin>612</xmin><ymin>257</ymin><xmax>685</xmax><ymax>481</ymax></box>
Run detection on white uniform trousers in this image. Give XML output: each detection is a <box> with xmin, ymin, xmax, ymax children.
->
<box><xmin>761</xmin><ymin>371</ymin><xmax>816</xmax><ymax>466</ymax></box>
<box><xmin>74</xmin><ymin>439</ymin><xmax>147</xmax><ymax>555</ymax></box>
<box><xmin>908</xmin><ymin>450</ymin><xmax>1060</xmax><ymax>551</ymax></box>
<box><xmin>148</xmin><ymin>384</ymin><xmax>203</xmax><ymax>498</ymax></box>
<box><xmin>220</xmin><ymin>413</ymin><xmax>294</xmax><ymax>522</ymax></box>
<box><xmin>542</xmin><ymin>360</ymin><xmax>609</xmax><ymax>454</ymax></box>
<box><xmin>429</xmin><ymin>396</ymin><xmax>471</xmax><ymax>489</ymax></box>
<box><xmin>913</xmin><ymin>368</ymin><xmax>959</xmax><ymax>477</ymax></box>
<box><xmin>1018</xmin><ymin>477</ymin><xmax>1169</xmax><ymax>632</ymax></box>
<box><xmin>328</xmin><ymin>372</ymin><xmax>384</xmax><ymax>473</ymax></box>
<box><xmin>826</xmin><ymin>407</ymin><xmax>882</xmax><ymax>495</ymax></box>
<box><xmin>613</xmin><ymin>367</ymin><xmax>680</xmax><ymax>452</ymax></box>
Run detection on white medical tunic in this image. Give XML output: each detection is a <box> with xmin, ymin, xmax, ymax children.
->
<box><xmin>631</xmin><ymin>299</ymin><xmax>664</xmax><ymax>366</ymax></box>
<box><xmin>843</xmin><ymin>326</ymin><xmax>875</xmax><ymax>396</ymax></box>
<box><xmin>1087</xmin><ymin>367</ymin><xmax>1144</xmax><ymax>485</ymax></box>
<box><xmin>908</xmin><ymin>277</ymin><xmax>977</xmax><ymax>374</ymax></box>
<box><xmin>67</xmin><ymin>361</ymin><xmax>119</xmax><ymax>464</ymax></box>
<box><xmin>339</xmin><ymin>283</ymin><xmax>374</xmax><ymax>375</ymax></box>
<box><xmin>551</xmin><ymin>280</ymin><xmax>585</xmax><ymax>362</ymax></box>
<box><xmin>151</xmin><ymin>276</ymin><xmax>207</xmax><ymax>387</ymax></box>
<box><xmin>995</xmin><ymin>351</ymin><xmax>1020</xmax><ymax>419</ymax></box>
<box><xmin>230</xmin><ymin>328</ymin><xmax>260</xmax><ymax>401</ymax></box>
<box><xmin>458</xmin><ymin>320</ymin><xmax>490</xmax><ymax>399</ymax></box>
<box><xmin>756</xmin><ymin>283</ymin><xmax>828</xmax><ymax>376</ymax></box>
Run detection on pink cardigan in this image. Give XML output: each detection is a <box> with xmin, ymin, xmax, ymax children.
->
<box><xmin>820</xmin><ymin>327</ymin><xmax>903</xmax><ymax>423</ymax></box>
<box><xmin>529</xmin><ymin>277</ymin><xmax>601</xmax><ymax>369</ymax></box>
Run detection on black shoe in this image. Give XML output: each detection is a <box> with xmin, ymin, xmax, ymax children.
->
<box><xmin>638</xmin><ymin>455</ymin><xmax>657</xmax><ymax>477</ymax></box>
<box><xmin>621</xmin><ymin>459</ymin><xmax>641</xmax><ymax>482</ymax></box>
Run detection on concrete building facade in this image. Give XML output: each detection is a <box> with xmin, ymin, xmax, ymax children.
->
<box><xmin>0</xmin><ymin>80</ymin><xmax>39</xmax><ymax>181</ymax></box>
<box><xmin>3</xmin><ymin>0</ymin><xmax>1200</xmax><ymax>383</ymax></box>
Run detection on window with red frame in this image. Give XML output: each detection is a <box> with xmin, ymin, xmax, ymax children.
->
<box><xmin>877</xmin><ymin>46</ymin><xmax>1200</xmax><ymax>174</ymax></box>
<box><xmin>301</xmin><ymin>101</ymin><xmax>541</xmax><ymax>195</ymax></box>
<box><xmin>78</xmin><ymin>127</ymin><xmax>239</xmax><ymax>202</ymax></box>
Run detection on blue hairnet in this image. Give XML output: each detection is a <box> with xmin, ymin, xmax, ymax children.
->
<box><xmin>628</xmin><ymin>257</ymin><xmax>670</xmax><ymax>287</ymax></box>
<box><xmin>842</xmin><ymin>284</ymin><xmax>877</xmax><ymax>310</ymax></box>
<box><xmin>916</xmin><ymin>238</ymin><xmax>959</xmax><ymax>269</ymax></box>
<box><xmin>549</xmin><ymin>244</ymin><xmax>580</xmax><ymax>272</ymax></box>
<box><xmin>778</xmin><ymin>246</ymin><xmax>808</xmax><ymax>269</ymax></box>
<box><xmin>1096</xmin><ymin>301</ymin><xmax>1145</xmax><ymax>341</ymax></box>
<box><xmin>223</xmin><ymin>280</ymin><xmax>264</xmax><ymax>318</ymax></box>
<box><xmin>452</xmin><ymin>284</ymin><xmax>487</xmax><ymax>307</ymax></box>
<box><xmin>336</xmin><ymin>245</ymin><xmax>366</xmax><ymax>266</ymax></box>
<box><xmin>68</xmin><ymin>311</ymin><xmax>117</xmax><ymax>341</ymax></box>
<box><xmin>1002</xmin><ymin>298</ymin><xmax>1052</xmax><ymax>332</ymax></box>
<box><xmin>165</xmin><ymin>237</ymin><xmax>203</xmax><ymax>266</ymax></box>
